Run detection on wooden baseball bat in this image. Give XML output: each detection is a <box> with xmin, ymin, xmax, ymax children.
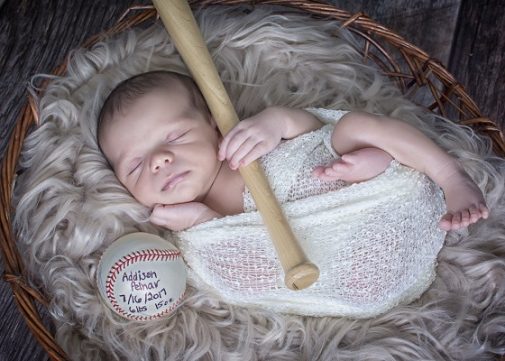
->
<box><xmin>151</xmin><ymin>0</ymin><xmax>319</xmax><ymax>290</ymax></box>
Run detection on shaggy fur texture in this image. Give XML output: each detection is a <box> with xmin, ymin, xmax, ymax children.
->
<box><xmin>13</xmin><ymin>5</ymin><xmax>505</xmax><ymax>361</ymax></box>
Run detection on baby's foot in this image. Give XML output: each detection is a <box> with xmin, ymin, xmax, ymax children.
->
<box><xmin>312</xmin><ymin>147</ymin><xmax>393</xmax><ymax>183</ymax></box>
<box><xmin>437</xmin><ymin>166</ymin><xmax>489</xmax><ymax>231</ymax></box>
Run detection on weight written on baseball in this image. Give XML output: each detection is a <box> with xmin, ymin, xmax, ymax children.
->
<box><xmin>97</xmin><ymin>232</ymin><xmax>187</xmax><ymax>321</ymax></box>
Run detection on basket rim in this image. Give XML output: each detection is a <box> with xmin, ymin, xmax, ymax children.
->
<box><xmin>1</xmin><ymin>1</ymin><xmax>505</xmax><ymax>360</ymax></box>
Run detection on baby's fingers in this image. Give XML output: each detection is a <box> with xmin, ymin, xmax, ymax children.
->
<box><xmin>150</xmin><ymin>205</ymin><xmax>174</xmax><ymax>226</ymax></box>
<box><xmin>228</xmin><ymin>138</ymin><xmax>260</xmax><ymax>169</ymax></box>
<box><xmin>151</xmin><ymin>204</ymin><xmax>174</xmax><ymax>219</ymax></box>
<box><xmin>234</xmin><ymin>142</ymin><xmax>271</xmax><ymax>168</ymax></box>
<box><xmin>218</xmin><ymin>120</ymin><xmax>257</xmax><ymax>159</ymax></box>
<box><xmin>218</xmin><ymin>127</ymin><xmax>249</xmax><ymax>161</ymax></box>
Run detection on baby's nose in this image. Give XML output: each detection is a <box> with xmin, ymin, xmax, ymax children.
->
<box><xmin>151</xmin><ymin>151</ymin><xmax>173</xmax><ymax>172</ymax></box>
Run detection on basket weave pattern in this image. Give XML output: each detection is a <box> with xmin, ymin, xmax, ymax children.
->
<box><xmin>1</xmin><ymin>1</ymin><xmax>504</xmax><ymax>360</ymax></box>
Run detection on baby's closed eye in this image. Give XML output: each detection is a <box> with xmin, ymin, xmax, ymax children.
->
<box><xmin>165</xmin><ymin>130</ymin><xmax>189</xmax><ymax>143</ymax></box>
<box><xmin>127</xmin><ymin>159</ymin><xmax>142</xmax><ymax>175</ymax></box>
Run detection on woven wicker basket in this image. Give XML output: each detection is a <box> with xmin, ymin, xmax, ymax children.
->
<box><xmin>1</xmin><ymin>1</ymin><xmax>504</xmax><ymax>360</ymax></box>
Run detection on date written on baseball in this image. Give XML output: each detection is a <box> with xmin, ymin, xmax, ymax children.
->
<box><xmin>97</xmin><ymin>233</ymin><xmax>187</xmax><ymax>321</ymax></box>
<box><xmin>119</xmin><ymin>270</ymin><xmax>174</xmax><ymax>313</ymax></box>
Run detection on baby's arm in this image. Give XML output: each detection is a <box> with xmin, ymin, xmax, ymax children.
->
<box><xmin>325</xmin><ymin>111</ymin><xmax>488</xmax><ymax>230</ymax></box>
<box><xmin>150</xmin><ymin>202</ymin><xmax>221</xmax><ymax>231</ymax></box>
<box><xmin>218</xmin><ymin>106</ymin><xmax>323</xmax><ymax>169</ymax></box>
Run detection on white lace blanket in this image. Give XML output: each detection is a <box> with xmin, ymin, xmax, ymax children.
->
<box><xmin>177</xmin><ymin>108</ymin><xmax>447</xmax><ymax>318</ymax></box>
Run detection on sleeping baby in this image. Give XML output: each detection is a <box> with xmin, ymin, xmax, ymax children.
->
<box><xmin>96</xmin><ymin>70</ymin><xmax>489</xmax><ymax>317</ymax></box>
<box><xmin>97</xmin><ymin>70</ymin><xmax>488</xmax><ymax>232</ymax></box>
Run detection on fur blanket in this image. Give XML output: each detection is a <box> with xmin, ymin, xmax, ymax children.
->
<box><xmin>13</xmin><ymin>5</ymin><xmax>505</xmax><ymax>361</ymax></box>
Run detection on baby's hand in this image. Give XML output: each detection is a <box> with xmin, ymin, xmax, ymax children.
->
<box><xmin>150</xmin><ymin>202</ymin><xmax>221</xmax><ymax>231</ymax></box>
<box><xmin>218</xmin><ymin>107</ymin><xmax>285</xmax><ymax>170</ymax></box>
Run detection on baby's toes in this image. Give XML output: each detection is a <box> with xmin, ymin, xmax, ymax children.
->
<box><xmin>451</xmin><ymin>212</ymin><xmax>463</xmax><ymax>229</ymax></box>
<box><xmin>460</xmin><ymin>209</ymin><xmax>471</xmax><ymax>227</ymax></box>
<box><xmin>468</xmin><ymin>205</ymin><xmax>480</xmax><ymax>223</ymax></box>
<box><xmin>479</xmin><ymin>203</ymin><xmax>489</xmax><ymax>219</ymax></box>
<box><xmin>439</xmin><ymin>213</ymin><xmax>453</xmax><ymax>231</ymax></box>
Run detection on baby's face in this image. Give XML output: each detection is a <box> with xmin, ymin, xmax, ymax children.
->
<box><xmin>99</xmin><ymin>85</ymin><xmax>221</xmax><ymax>208</ymax></box>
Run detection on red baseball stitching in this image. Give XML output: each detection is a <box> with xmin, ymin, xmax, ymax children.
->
<box><xmin>104</xmin><ymin>248</ymin><xmax>184</xmax><ymax>320</ymax></box>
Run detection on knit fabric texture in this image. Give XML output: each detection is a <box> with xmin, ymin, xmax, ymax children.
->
<box><xmin>177</xmin><ymin>108</ymin><xmax>447</xmax><ymax>318</ymax></box>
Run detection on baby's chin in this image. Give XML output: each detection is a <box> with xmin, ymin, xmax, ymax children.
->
<box><xmin>147</xmin><ymin>192</ymin><xmax>200</xmax><ymax>208</ymax></box>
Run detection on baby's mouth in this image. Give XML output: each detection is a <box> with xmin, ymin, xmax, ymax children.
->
<box><xmin>161</xmin><ymin>171</ymin><xmax>189</xmax><ymax>191</ymax></box>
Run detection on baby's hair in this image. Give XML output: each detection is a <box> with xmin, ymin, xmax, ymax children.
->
<box><xmin>97</xmin><ymin>70</ymin><xmax>211</xmax><ymax>140</ymax></box>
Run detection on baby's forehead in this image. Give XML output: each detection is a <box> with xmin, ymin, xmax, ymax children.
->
<box><xmin>104</xmin><ymin>80</ymin><xmax>185</xmax><ymax>117</ymax></box>
<box><xmin>107</xmin><ymin>75</ymin><xmax>187</xmax><ymax>110</ymax></box>
<box><xmin>128</xmin><ymin>79</ymin><xmax>188</xmax><ymax>105</ymax></box>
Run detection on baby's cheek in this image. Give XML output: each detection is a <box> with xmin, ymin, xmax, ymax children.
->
<box><xmin>130</xmin><ymin>181</ymin><xmax>156</xmax><ymax>208</ymax></box>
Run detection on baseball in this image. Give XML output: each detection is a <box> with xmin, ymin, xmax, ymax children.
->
<box><xmin>97</xmin><ymin>232</ymin><xmax>187</xmax><ymax>321</ymax></box>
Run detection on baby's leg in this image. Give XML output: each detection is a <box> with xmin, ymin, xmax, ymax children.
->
<box><xmin>313</xmin><ymin>147</ymin><xmax>393</xmax><ymax>182</ymax></box>
<box><xmin>326</xmin><ymin>112</ymin><xmax>488</xmax><ymax>231</ymax></box>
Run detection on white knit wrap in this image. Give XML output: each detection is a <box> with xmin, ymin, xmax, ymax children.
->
<box><xmin>177</xmin><ymin>108</ymin><xmax>447</xmax><ymax>318</ymax></box>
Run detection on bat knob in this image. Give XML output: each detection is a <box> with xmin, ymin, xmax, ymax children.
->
<box><xmin>284</xmin><ymin>262</ymin><xmax>320</xmax><ymax>290</ymax></box>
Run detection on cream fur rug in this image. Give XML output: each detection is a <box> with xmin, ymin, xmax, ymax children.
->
<box><xmin>13</xmin><ymin>5</ymin><xmax>505</xmax><ymax>361</ymax></box>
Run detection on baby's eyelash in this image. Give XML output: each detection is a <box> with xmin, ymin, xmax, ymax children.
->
<box><xmin>166</xmin><ymin>131</ymin><xmax>189</xmax><ymax>142</ymax></box>
<box><xmin>128</xmin><ymin>162</ymin><xmax>141</xmax><ymax>175</ymax></box>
